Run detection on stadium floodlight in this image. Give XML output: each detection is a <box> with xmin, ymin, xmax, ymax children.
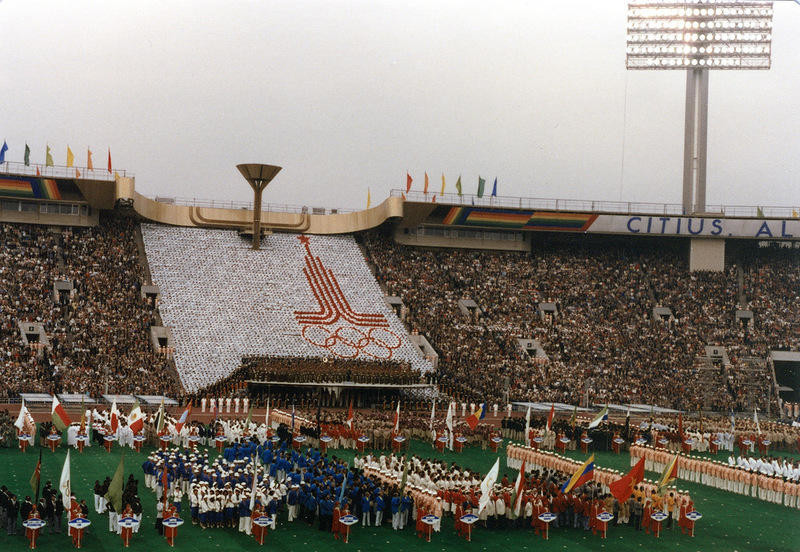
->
<box><xmin>237</xmin><ymin>163</ymin><xmax>282</xmax><ymax>250</ymax></box>
<box><xmin>626</xmin><ymin>0</ymin><xmax>774</xmax><ymax>214</ymax></box>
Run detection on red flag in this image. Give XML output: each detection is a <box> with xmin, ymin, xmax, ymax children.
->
<box><xmin>107</xmin><ymin>148</ymin><xmax>112</xmax><ymax>173</ymax></box>
<box><xmin>406</xmin><ymin>172</ymin><xmax>412</xmax><ymax>193</ymax></box>
<box><xmin>546</xmin><ymin>403</ymin><xmax>555</xmax><ymax>433</ymax></box>
<box><xmin>110</xmin><ymin>399</ymin><xmax>120</xmax><ymax>433</ymax></box>
<box><xmin>609</xmin><ymin>457</ymin><xmax>645</xmax><ymax>503</ymax></box>
<box><xmin>423</xmin><ymin>172</ymin><xmax>429</xmax><ymax>193</ymax></box>
<box><xmin>36</xmin><ymin>166</ymin><xmax>41</xmax><ymax>176</ymax></box>
<box><xmin>393</xmin><ymin>402</ymin><xmax>400</xmax><ymax>433</ymax></box>
<box><xmin>346</xmin><ymin>400</ymin><xmax>354</xmax><ymax>430</ymax></box>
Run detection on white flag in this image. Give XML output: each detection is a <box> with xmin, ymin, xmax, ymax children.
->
<box><xmin>60</xmin><ymin>450</ymin><xmax>71</xmax><ymax>510</ymax></box>
<box><xmin>249</xmin><ymin>454</ymin><xmax>260</xmax><ymax>512</ymax></box>
<box><xmin>14</xmin><ymin>399</ymin><xmax>29</xmax><ymax>431</ymax></box>
<box><xmin>478</xmin><ymin>458</ymin><xmax>500</xmax><ymax>514</ymax></box>
<box><xmin>446</xmin><ymin>402</ymin><xmax>454</xmax><ymax>451</ymax></box>
<box><xmin>754</xmin><ymin>408</ymin><xmax>761</xmax><ymax>434</ymax></box>
<box><xmin>429</xmin><ymin>400</ymin><xmax>435</xmax><ymax>431</ymax></box>
<box><xmin>524</xmin><ymin>405</ymin><xmax>531</xmax><ymax>446</ymax></box>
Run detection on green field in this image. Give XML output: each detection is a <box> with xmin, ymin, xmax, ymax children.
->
<box><xmin>0</xmin><ymin>440</ymin><xmax>798</xmax><ymax>552</ymax></box>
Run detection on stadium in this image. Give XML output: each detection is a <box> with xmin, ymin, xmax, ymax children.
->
<box><xmin>1</xmin><ymin>1</ymin><xmax>800</xmax><ymax>551</ymax></box>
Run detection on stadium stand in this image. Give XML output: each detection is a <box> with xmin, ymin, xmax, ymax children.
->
<box><xmin>0</xmin><ymin>216</ymin><xmax>180</xmax><ymax>400</ymax></box>
<box><xmin>140</xmin><ymin>225</ymin><xmax>432</xmax><ymax>393</ymax></box>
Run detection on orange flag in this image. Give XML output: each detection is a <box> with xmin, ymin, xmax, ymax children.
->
<box><xmin>87</xmin><ymin>148</ymin><xmax>93</xmax><ymax>170</ymax></box>
<box><xmin>75</xmin><ymin>168</ymin><xmax>81</xmax><ymax>178</ymax></box>
<box><xmin>424</xmin><ymin>172</ymin><xmax>429</xmax><ymax>193</ymax></box>
<box><xmin>36</xmin><ymin>166</ymin><xmax>41</xmax><ymax>176</ymax></box>
<box><xmin>107</xmin><ymin>148</ymin><xmax>112</xmax><ymax>173</ymax></box>
<box><xmin>406</xmin><ymin>172</ymin><xmax>412</xmax><ymax>193</ymax></box>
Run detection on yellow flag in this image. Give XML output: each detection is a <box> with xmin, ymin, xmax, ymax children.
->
<box><xmin>793</xmin><ymin>209</ymin><xmax>799</xmax><ymax>218</ymax></box>
<box><xmin>66</xmin><ymin>146</ymin><xmax>74</xmax><ymax>167</ymax></box>
<box><xmin>367</xmin><ymin>188</ymin><xmax>371</xmax><ymax>208</ymax></box>
<box><xmin>87</xmin><ymin>148</ymin><xmax>93</xmax><ymax>170</ymax></box>
<box><xmin>441</xmin><ymin>174</ymin><xmax>446</xmax><ymax>195</ymax></box>
<box><xmin>45</xmin><ymin>145</ymin><xmax>54</xmax><ymax>167</ymax></box>
<box><xmin>114</xmin><ymin>171</ymin><xmax>120</xmax><ymax>179</ymax></box>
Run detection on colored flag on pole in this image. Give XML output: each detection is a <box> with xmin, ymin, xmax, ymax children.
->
<box><xmin>36</xmin><ymin>166</ymin><xmax>41</xmax><ymax>176</ymax></box>
<box><xmin>524</xmin><ymin>405</ymin><xmax>531</xmax><ymax>445</ymax></box>
<box><xmin>756</xmin><ymin>206</ymin><xmax>764</xmax><ymax>217</ymax></box>
<box><xmin>754</xmin><ymin>408</ymin><xmax>761</xmax><ymax>434</ymax></box>
<box><xmin>110</xmin><ymin>399</ymin><xmax>120</xmax><ymax>434</ymax></box>
<box><xmin>511</xmin><ymin>459</ymin><xmax>527</xmax><ymax>517</ymax></box>
<box><xmin>587</xmin><ymin>405</ymin><xmax>609</xmax><ymax>429</ymax></box>
<box><xmin>569</xmin><ymin>405</ymin><xmax>577</xmax><ymax>429</ymax></box>
<box><xmin>52</xmin><ymin>395</ymin><xmax>72</xmax><ymax>431</ymax></box>
<box><xmin>366</xmin><ymin>188</ymin><xmax>371</xmax><ymax>208</ymax></box>
<box><xmin>730</xmin><ymin>410</ymin><xmax>735</xmax><ymax>432</ymax></box>
<box><xmin>440</xmin><ymin>174</ymin><xmax>446</xmax><ymax>195</ymax></box>
<box><xmin>46</xmin><ymin>145</ymin><xmax>54</xmax><ymax>167</ymax></box>
<box><xmin>657</xmin><ymin>454</ymin><xmax>679</xmax><ymax>493</ymax></box>
<box><xmin>339</xmin><ymin>459</ymin><xmax>350</xmax><ymax>503</ymax></box>
<box><xmin>105</xmin><ymin>452</ymin><xmax>125</xmax><ymax>514</ymax></box>
<box><xmin>477</xmin><ymin>176</ymin><xmax>485</xmax><ymax>197</ymax></box>
<box><xmin>406</xmin><ymin>172</ymin><xmax>412</xmax><ymax>193</ymax></box>
<box><xmin>0</xmin><ymin>141</ymin><xmax>7</xmax><ymax>163</ymax></box>
<box><xmin>609</xmin><ymin>457</ymin><xmax>645</xmax><ymax>503</ymax></box>
<box><xmin>175</xmin><ymin>404</ymin><xmax>192</xmax><ymax>433</ymax></box>
<box><xmin>678</xmin><ymin>412</ymin><xmax>683</xmax><ymax>437</ymax></box>
<box><xmin>66</xmin><ymin>146</ymin><xmax>74</xmax><ymax>167</ymax></box>
<box><xmin>546</xmin><ymin>403</ymin><xmax>555</xmax><ymax>433</ymax></box>
<box><xmin>491</xmin><ymin>177</ymin><xmax>497</xmax><ymax>197</ymax></box>
<box><xmin>560</xmin><ymin>454</ymin><xmax>595</xmax><ymax>494</ymax></box>
<box><xmin>793</xmin><ymin>209</ymin><xmax>799</xmax><ymax>218</ymax></box>
<box><xmin>399</xmin><ymin>459</ymin><xmax>410</xmax><ymax>493</ymax></box>
<box><xmin>429</xmin><ymin>400</ymin><xmax>435</xmax><ymax>431</ymax></box>
<box><xmin>291</xmin><ymin>404</ymin><xmax>296</xmax><ymax>434</ymax></box>
<box><xmin>249</xmin><ymin>453</ymin><xmax>260</xmax><ymax>511</ymax></box>
<box><xmin>24</xmin><ymin>144</ymin><xmax>30</xmax><ymax>166</ymax></box>
<box><xmin>465</xmin><ymin>402</ymin><xmax>487</xmax><ymax>430</ymax></box>
<box><xmin>265</xmin><ymin>397</ymin><xmax>270</xmax><ymax>427</ymax></box>
<box><xmin>393</xmin><ymin>401</ymin><xmax>400</xmax><ymax>433</ymax></box>
<box><xmin>107</xmin><ymin>148</ymin><xmax>112</xmax><ymax>173</ymax></box>
<box><xmin>478</xmin><ymin>458</ymin><xmax>500</xmax><ymax>513</ymax></box>
<box><xmin>424</xmin><ymin>172</ymin><xmax>429</xmax><ymax>193</ymax></box>
<box><xmin>455</xmin><ymin>175</ymin><xmax>462</xmax><ymax>196</ymax></box>
<box><xmin>31</xmin><ymin>449</ymin><xmax>42</xmax><ymax>500</ymax></box>
<box><xmin>75</xmin><ymin>168</ymin><xmax>81</xmax><ymax>178</ymax></box>
<box><xmin>79</xmin><ymin>398</ymin><xmax>87</xmax><ymax>435</ymax></box>
<box><xmin>346</xmin><ymin>400</ymin><xmax>354</xmax><ymax>430</ymax></box>
<box><xmin>59</xmin><ymin>450</ymin><xmax>71</xmax><ymax>509</ymax></box>
<box><xmin>87</xmin><ymin>148</ymin><xmax>93</xmax><ymax>170</ymax></box>
<box><xmin>15</xmin><ymin>399</ymin><xmax>34</xmax><ymax>434</ymax></box>
<box><xmin>128</xmin><ymin>401</ymin><xmax>144</xmax><ymax>434</ymax></box>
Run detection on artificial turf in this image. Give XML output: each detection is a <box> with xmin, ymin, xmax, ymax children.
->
<box><xmin>0</xmin><ymin>440</ymin><xmax>798</xmax><ymax>552</ymax></box>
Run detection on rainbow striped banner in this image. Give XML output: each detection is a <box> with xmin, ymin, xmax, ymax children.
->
<box><xmin>441</xmin><ymin>207</ymin><xmax>597</xmax><ymax>232</ymax></box>
<box><xmin>0</xmin><ymin>176</ymin><xmax>62</xmax><ymax>200</ymax></box>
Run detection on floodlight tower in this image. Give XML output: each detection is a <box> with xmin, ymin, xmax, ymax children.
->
<box><xmin>237</xmin><ymin>163</ymin><xmax>282</xmax><ymax>250</ymax></box>
<box><xmin>626</xmin><ymin>1</ymin><xmax>773</xmax><ymax>214</ymax></box>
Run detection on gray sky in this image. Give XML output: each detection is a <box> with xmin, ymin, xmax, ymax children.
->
<box><xmin>2</xmin><ymin>0</ymin><xmax>799</xmax><ymax>211</ymax></box>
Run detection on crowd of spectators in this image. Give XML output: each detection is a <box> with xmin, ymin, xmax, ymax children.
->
<box><xmin>241</xmin><ymin>356</ymin><xmax>420</xmax><ymax>385</ymax></box>
<box><xmin>359</xmin><ymin>232</ymin><xmax>795</xmax><ymax>412</ymax></box>
<box><xmin>0</xmin><ymin>217</ymin><xmax>181</xmax><ymax>400</ymax></box>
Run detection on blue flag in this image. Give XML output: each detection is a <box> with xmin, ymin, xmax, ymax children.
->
<box><xmin>0</xmin><ymin>141</ymin><xmax>7</xmax><ymax>163</ymax></box>
<box><xmin>491</xmin><ymin>177</ymin><xmax>497</xmax><ymax>197</ymax></box>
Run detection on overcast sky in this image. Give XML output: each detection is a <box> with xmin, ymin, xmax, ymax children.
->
<box><xmin>2</xmin><ymin>1</ymin><xmax>799</xmax><ymax>211</ymax></box>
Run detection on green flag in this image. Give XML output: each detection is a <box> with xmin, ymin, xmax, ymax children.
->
<box><xmin>756</xmin><ymin>206</ymin><xmax>765</xmax><ymax>217</ymax></box>
<box><xmin>105</xmin><ymin>452</ymin><xmax>125</xmax><ymax>514</ymax></box>
<box><xmin>45</xmin><ymin>145</ymin><xmax>54</xmax><ymax>167</ymax></box>
<box><xmin>24</xmin><ymin>144</ymin><xmax>30</xmax><ymax>166</ymax></box>
<box><xmin>455</xmin><ymin>175</ymin><xmax>462</xmax><ymax>196</ymax></box>
<box><xmin>31</xmin><ymin>449</ymin><xmax>42</xmax><ymax>499</ymax></box>
<box><xmin>477</xmin><ymin>176</ymin><xmax>485</xmax><ymax>198</ymax></box>
<box><xmin>399</xmin><ymin>459</ymin><xmax>410</xmax><ymax>493</ymax></box>
<box><xmin>245</xmin><ymin>405</ymin><xmax>253</xmax><ymax>426</ymax></box>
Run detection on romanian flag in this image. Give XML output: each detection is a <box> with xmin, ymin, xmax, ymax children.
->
<box><xmin>52</xmin><ymin>395</ymin><xmax>72</xmax><ymax>431</ymax></box>
<box><xmin>465</xmin><ymin>402</ymin><xmax>488</xmax><ymax>430</ymax></box>
<box><xmin>609</xmin><ymin>457</ymin><xmax>645</xmax><ymax>502</ymax></box>
<box><xmin>175</xmin><ymin>404</ymin><xmax>192</xmax><ymax>433</ymax></box>
<box><xmin>560</xmin><ymin>454</ymin><xmax>595</xmax><ymax>494</ymax></box>
<box><xmin>657</xmin><ymin>454</ymin><xmax>679</xmax><ymax>493</ymax></box>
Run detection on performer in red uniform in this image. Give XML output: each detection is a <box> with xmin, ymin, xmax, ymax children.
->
<box><xmin>48</xmin><ymin>425</ymin><xmax>60</xmax><ymax>453</ymax></box>
<box><xmin>215</xmin><ymin>428</ymin><xmax>225</xmax><ymax>453</ymax></box>
<box><xmin>489</xmin><ymin>431</ymin><xmax>500</xmax><ymax>453</ymax></box>
<box><xmin>69</xmin><ymin>496</ymin><xmax>84</xmax><ymax>548</ymax></box>
<box><xmin>580</xmin><ymin>431</ymin><xmax>589</xmax><ymax>454</ymax></box>
<box><xmin>454</xmin><ymin>433</ymin><xmax>464</xmax><ymax>453</ymax></box>
<box><xmin>26</xmin><ymin>505</ymin><xmax>41</xmax><ymax>549</ymax></box>
<box><xmin>332</xmin><ymin>502</ymin><xmax>341</xmax><ymax>540</ymax></box>
<box><xmin>120</xmin><ymin>503</ymin><xmax>134</xmax><ymax>547</ymax></box>
<box><xmin>556</xmin><ymin>432</ymin><xmax>567</xmax><ymax>453</ymax></box>
<box><xmin>252</xmin><ymin>502</ymin><xmax>266</xmax><ymax>545</ymax></box>
<box><xmin>163</xmin><ymin>503</ymin><xmax>177</xmax><ymax>547</ymax></box>
<box><xmin>19</xmin><ymin>428</ymin><xmax>29</xmax><ymax>452</ymax></box>
<box><xmin>612</xmin><ymin>431</ymin><xmax>622</xmax><ymax>455</ymax></box>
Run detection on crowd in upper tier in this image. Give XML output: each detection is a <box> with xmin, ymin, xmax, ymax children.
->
<box><xmin>0</xmin><ymin>217</ymin><xmax>181</xmax><ymax>400</ymax></box>
<box><xmin>359</xmin><ymin>232</ymin><xmax>796</xmax><ymax>411</ymax></box>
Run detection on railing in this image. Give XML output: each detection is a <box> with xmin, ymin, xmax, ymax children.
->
<box><xmin>393</xmin><ymin>189</ymin><xmax>799</xmax><ymax>219</ymax></box>
<box><xmin>149</xmin><ymin>196</ymin><xmax>356</xmax><ymax>215</ymax></box>
<box><xmin>0</xmin><ymin>161</ymin><xmax>130</xmax><ymax>180</ymax></box>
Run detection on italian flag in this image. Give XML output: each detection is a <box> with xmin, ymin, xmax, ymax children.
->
<box><xmin>128</xmin><ymin>401</ymin><xmax>144</xmax><ymax>434</ymax></box>
<box><xmin>52</xmin><ymin>395</ymin><xmax>72</xmax><ymax>431</ymax></box>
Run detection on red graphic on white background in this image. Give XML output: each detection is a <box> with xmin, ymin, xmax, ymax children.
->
<box><xmin>294</xmin><ymin>235</ymin><xmax>401</xmax><ymax>359</ymax></box>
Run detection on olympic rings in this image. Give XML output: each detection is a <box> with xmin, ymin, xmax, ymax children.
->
<box><xmin>300</xmin><ymin>324</ymin><xmax>402</xmax><ymax>359</ymax></box>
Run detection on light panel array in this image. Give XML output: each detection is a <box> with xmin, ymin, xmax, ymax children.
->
<box><xmin>627</xmin><ymin>1</ymin><xmax>773</xmax><ymax>69</ymax></box>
